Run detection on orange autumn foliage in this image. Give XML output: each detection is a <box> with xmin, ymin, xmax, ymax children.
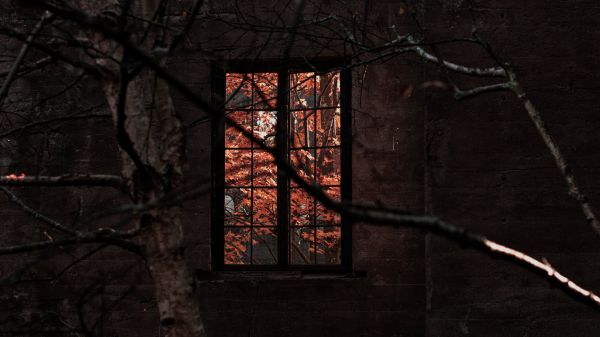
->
<box><xmin>223</xmin><ymin>71</ymin><xmax>342</xmax><ymax>265</ymax></box>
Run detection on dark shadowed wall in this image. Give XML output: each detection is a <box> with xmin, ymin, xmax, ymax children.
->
<box><xmin>1</xmin><ymin>1</ymin><xmax>599</xmax><ymax>336</ymax></box>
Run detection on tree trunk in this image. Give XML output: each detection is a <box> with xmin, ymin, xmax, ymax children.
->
<box><xmin>74</xmin><ymin>1</ymin><xmax>207</xmax><ymax>335</ymax></box>
<box><xmin>103</xmin><ymin>63</ymin><xmax>207</xmax><ymax>337</ymax></box>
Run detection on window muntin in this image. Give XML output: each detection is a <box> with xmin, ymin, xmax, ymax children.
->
<box><xmin>217</xmin><ymin>66</ymin><xmax>349</xmax><ymax>269</ymax></box>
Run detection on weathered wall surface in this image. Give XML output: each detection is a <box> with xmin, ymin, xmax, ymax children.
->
<box><xmin>424</xmin><ymin>0</ymin><xmax>600</xmax><ymax>336</ymax></box>
<box><xmin>1</xmin><ymin>0</ymin><xmax>599</xmax><ymax>336</ymax></box>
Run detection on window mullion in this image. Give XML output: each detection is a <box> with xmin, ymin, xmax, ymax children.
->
<box><xmin>276</xmin><ymin>68</ymin><xmax>290</xmax><ymax>268</ymax></box>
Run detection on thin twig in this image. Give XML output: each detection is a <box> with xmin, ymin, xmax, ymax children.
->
<box><xmin>454</xmin><ymin>82</ymin><xmax>513</xmax><ymax>100</ymax></box>
<box><xmin>0</xmin><ymin>174</ymin><xmax>125</xmax><ymax>187</ymax></box>
<box><xmin>508</xmin><ymin>71</ymin><xmax>600</xmax><ymax>238</ymax></box>
<box><xmin>0</xmin><ymin>11</ymin><xmax>54</xmax><ymax>105</ymax></box>
<box><xmin>0</xmin><ymin>186</ymin><xmax>77</xmax><ymax>235</ymax></box>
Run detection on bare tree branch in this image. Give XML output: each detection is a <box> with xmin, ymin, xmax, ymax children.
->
<box><xmin>508</xmin><ymin>71</ymin><xmax>600</xmax><ymax>238</ymax></box>
<box><xmin>0</xmin><ymin>232</ymin><xmax>141</xmax><ymax>256</ymax></box>
<box><xmin>343</xmin><ymin>203</ymin><xmax>600</xmax><ymax>310</ymax></box>
<box><xmin>0</xmin><ymin>186</ymin><xmax>77</xmax><ymax>235</ymax></box>
<box><xmin>0</xmin><ymin>174</ymin><xmax>125</xmax><ymax>188</ymax></box>
<box><xmin>0</xmin><ymin>112</ymin><xmax>110</xmax><ymax>139</ymax></box>
<box><xmin>454</xmin><ymin>82</ymin><xmax>513</xmax><ymax>100</ymax></box>
<box><xmin>0</xmin><ymin>11</ymin><xmax>53</xmax><ymax>105</ymax></box>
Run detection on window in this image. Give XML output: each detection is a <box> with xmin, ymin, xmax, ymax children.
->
<box><xmin>212</xmin><ymin>61</ymin><xmax>351</xmax><ymax>270</ymax></box>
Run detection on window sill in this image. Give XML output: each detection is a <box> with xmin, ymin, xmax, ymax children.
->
<box><xmin>196</xmin><ymin>269</ymin><xmax>367</xmax><ymax>282</ymax></box>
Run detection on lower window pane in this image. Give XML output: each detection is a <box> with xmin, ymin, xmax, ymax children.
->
<box><xmin>253</xmin><ymin>188</ymin><xmax>277</xmax><ymax>226</ymax></box>
<box><xmin>316</xmin><ymin>226</ymin><xmax>341</xmax><ymax>264</ymax></box>
<box><xmin>224</xmin><ymin>228</ymin><xmax>250</xmax><ymax>264</ymax></box>
<box><xmin>290</xmin><ymin>149</ymin><xmax>316</xmax><ymax>185</ymax></box>
<box><xmin>316</xmin><ymin>147</ymin><xmax>341</xmax><ymax>186</ymax></box>
<box><xmin>225</xmin><ymin>150</ymin><xmax>252</xmax><ymax>187</ymax></box>
<box><xmin>290</xmin><ymin>227</ymin><xmax>315</xmax><ymax>264</ymax></box>
<box><xmin>253</xmin><ymin>150</ymin><xmax>277</xmax><ymax>186</ymax></box>
<box><xmin>290</xmin><ymin>188</ymin><xmax>315</xmax><ymax>227</ymax></box>
<box><xmin>252</xmin><ymin>228</ymin><xmax>278</xmax><ymax>264</ymax></box>
<box><xmin>224</xmin><ymin>188</ymin><xmax>251</xmax><ymax>226</ymax></box>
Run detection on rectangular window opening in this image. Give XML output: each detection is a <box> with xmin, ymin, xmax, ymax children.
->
<box><xmin>214</xmin><ymin>63</ymin><xmax>350</xmax><ymax>270</ymax></box>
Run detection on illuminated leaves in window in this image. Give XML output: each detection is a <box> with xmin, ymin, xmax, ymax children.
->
<box><xmin>225</xmin><ymin>150</ymin><xmax>251</xmax><ymax>186</ymax></box>
<box><xmin>290</xmin><ymin>149</ymin><xmax>315</xmax><ymax>185</ymax></box>
<box><xmin>224</xmin><ymin>188</ymin><xmax>251</xmax><ymax>226</ymax></box>
<box><xmin>253</xmin><ymin>110</ymin><xmax>277</xmax><ymax>147</ymax></box>
<box><xmin>290</xmin><ymin>110</ymin><xmax>315</xmax><ymax>148</ymax></box>
<box><xmin>253</xmin><ymin>73</ymin><xmax>278</xmax><ymax>109</ymax></box>
<box><xmin>316</xmin><ymin>71</ymin><xmax>340</xmax><ymax>107</ymax></box>
<box><xmin>223</xmin><ymin>70</ymin><xmax>343</xmax><ymax>266</ymax></box>
<box><xmin>316</xmin><ymin>187</ymin><xmax>341</xmax><ymax>227</ymax></box>
<box><xmin>290</xmin><ymin>227</ymin><xmax>314</xmax><ymax>264</ymax></box>
<box><xmin>224</xmin><ymin>228</ymin><xmax>250</xmax><ymax>264</ymax></box>
<box><xmin>316</xmin><ymin>109</ymin><xmax>341</xmax><ymax>147</ymax></box>
<box><xmin>253</xmin><ymin>150</ymin><xmax>277</xmax><ymax>186</ymax></box>
<box><xmin>226</xmin><ymin>73</ymin><xmax>252</xmax><ymax>108</ymax></box>
<box><xmin>252</xmin><ymin>228</ymin><xmax>278</xmax><ymax>264</ymax></box>
<box><xmin>253</xmin><ymin>188</ymin><xmax>277</xmax><ymax>226</ymax></box>
<box><xmin>290</xmin><ymin>188</ymin><xmax>315</xmax><ymax>227</ymax></box>
<box><xmin>316</xmin><ymin>148</ymin><xmax>341</xmax><ymax>186</ymax></box>
<box><xmin>316</xmin><ymin>226</ymin><xmax>341</xmax><ymax>264</ymax></box>
<box><xmin>290</xmin><ymin>72</ymin><xmax>315</xmax><ymax>109</ymax></box>
<box><xmin>225</xmin><ymin>111</ymin><xmax>252</xmax><ymax>148</ymax></box>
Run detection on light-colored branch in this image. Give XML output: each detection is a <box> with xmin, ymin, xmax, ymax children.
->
<box><xmin>454</xmin><ymin>82</ymin><xmax>513</xmax><ymax>100</ymax></box>
<box><xmin>344</xmin><ymin>205</ymin><xmax>600</xmax><ymax>310</ymax></box>
<box><xmin>508</xmin><ymin>71</ymin><xmax>600</xmax><ymax>238</ymax></box>
<box><xmin>404</xmin><ymin>34</ymin><xmax>506</xmax><ymax>77</ymax></box>
<box><xmin>0</xmin><ymin>174</ymin><xmax>125</xmax><ymax>187</ymax></box>
<box><xmin>0</xmin><ymin>11</ymin><xmax>53</xmax><ymax>105</ymax></box>
<box><xmin>0</xmin><ymin>186</ymin><xmax>77</xmax><ymax>235</ymax></box>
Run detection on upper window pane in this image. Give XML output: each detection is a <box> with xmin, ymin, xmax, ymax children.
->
<box><xmin>225</xmin><ymin>73</ymin><xmax>278</xmax><ymax>109</ymax></box>
<box><xmin>316</xmin><ymin>71</ymin><xmax>340</xmax><ymax>107</ymax></box>
<box><xmin>253</xmin><ymin>73</ymin><xmax>278</xmax><ymax>109</ymax></box>
<box><xmin>225</xmin><ymin>73</ymin><xmax>252</xmax><ymax>108</ymax></box>
<box><xmin>290</xmin><ymin>72</ymin><xmax>315</xmax><ymax>109</ymax></box>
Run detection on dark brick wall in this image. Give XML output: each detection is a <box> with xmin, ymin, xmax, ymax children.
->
<box><xmin>424</xmin><ymin>0</ymin><xmax>600</xmax><ymax>336</ymax></box>
<box><xmin>1</xmin><ymin>0</ymin><xmax>600</xmax><ymax>336</ymax></box>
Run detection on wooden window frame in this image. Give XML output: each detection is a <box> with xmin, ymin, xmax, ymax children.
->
<box><xmin>211</xmin><ymin>59</ymin><xmax>352</xmax><ymax>271</ymax></box>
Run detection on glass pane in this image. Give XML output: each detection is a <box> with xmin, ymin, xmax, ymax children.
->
<box><xmin>225</xmin><ymin>110</ymin><xmax>252</xmax><ymax>148</ymax></box>
<box><xmin>290</xmin><ymin>149</ymin><xmax>315</xmax><ymax>185</ymax></box>
<box><xmin>224</xmin><ymin>188</ymin><xmax>251</xmax><ymax>226</ymax></box>
<box><xmin>316</xmin><ymin>108</ymin><xmax>341</xmax><ymax>147</ymax></box>
<box><xmin>323</xmin><ymin>186</ymin><xmax>341</xmax><ymax>201</ymax></box>
<box><xmin>253</xmin><ymin>150</ymin><xmax>277</xmax><ymax>186</ymax></box>
<box><xmin>290</xmin><ymin>188</ymin><xmax>315</xmax><ymax>227</ymax></box>
<box><xmin>253</xmin><ymin>188</ymin><xmax>277</xmax><ymax>226</ymax></box>
<box><xmin>252</xmin><ymin>228</ymin><xmax>278</xmax><ymax>264</ymax></box>
<box><xmin>253</xmin><ymin>110</ymin><xmax>277</xmax><ymax>148</ymax></box>
<box><xmin>316</xmin><ymin>203</ymin><xmax>341</xmax><ymax>228</ymax></box>
<box><xmin>290</xmin><ymin>227</ymin><xmax>315</xmax><ymax>264</ymax></box>
<box><xmin>225</xmin><ymin>149</ymin><xmax>252</xmax><ymax>187</ymax></box>
<box><xmin>224</xmin><ymin>228</ymin><xmax>250</xmax><ymax>264</ymax></box>
<box><xmin>316</xmin><ymin>226</ymin><xmax>341</xmax><ymax>264</ymax></box>
<box><xmin>290</xmin><ymin>110</ymin><xmax>315</xmax><ymax>148</ymax></box>
<box><xmin>253</xmin><ymin>73</ymin><xmax>278</xmax><ymax>109</ymax></box>
<box><xmin>316</xmin><ymin>71</ymin><xmax>340</xmax><ymax>107</ymax></box>
<box><xmin>226</xmin><ymin>73</ymin><xmax>252</xmax><ymax>108</ymax></box>
<box><xmin>316</xmin><ymin>148</ymin><xmax>341</xmax><ymax>186</ymax></box>
<box><xmin>290</xmin><ymin>72</ymin><xmax>315</xmax><ymax>109</ymax></box>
